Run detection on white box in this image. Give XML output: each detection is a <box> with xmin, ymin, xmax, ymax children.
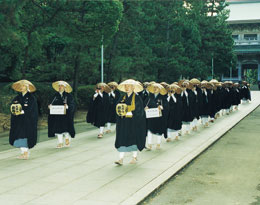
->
<box><xmin>50</xmin><ymin>105</ymin><xmax>66</xmax><ymax>115</ymax></box>
<box><xmin>145</xmin><ymin>108</ymin><xmax>161</xmax><ymax>118</ymax></box>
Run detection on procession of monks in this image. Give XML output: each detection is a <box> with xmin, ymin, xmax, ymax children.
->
<box><xmin>87</xmin><ymin>79</ymin><xmax>251</xmax><ymax>165</ymax></box>
<box><xmin>8</xmin><ymin>78</ymin><xmax>251</xmax><ymax>164</ymax></box>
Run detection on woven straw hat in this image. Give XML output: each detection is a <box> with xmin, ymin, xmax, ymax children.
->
<box><xmin>147</xmin><ymin>83</ymin><xmax>167</xmax><ymax>95</ymax></box>
<box><xmin>12</xmin><ymin>80</ymin><xmax>36</xmax><ymax>93</ymax></box>
<box><xmin>52</xmin><ymin>81</ymin><xmax>72</xmax><ymax>93</ymax></box>
<box><xmin>117</xmin><ymin>79</ymin><xmax>143</xmax><ymax>93</ymax></box>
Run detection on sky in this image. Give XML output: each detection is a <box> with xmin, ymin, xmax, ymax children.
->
<box><xmin>226</xmin><ymin>0</ymin><xmax>260</xmax><ymax>22</ymax></box>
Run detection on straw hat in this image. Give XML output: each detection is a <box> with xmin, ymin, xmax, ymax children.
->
<box><xmin>143</xmin><ymin>82</ymin><xmax>150</xmax><ymax>88</ymax></box>
<box><xmin>96</xmin><ymin>82</ymin><xmax>111</xmax><ymax>93</ymax></box>
<box><xmin>107</xmin><ymin>82</ymin><xmax>118</xmax><ymax>88</ymax></box>
<box><xmin>190</xmin><ymin>78</ymin><xmax>200</xmax><ymax>85</ymax></box>
<box><xmin>117</xmin><ymin>79</ymin><xmax>143</xmax><ymax>93</ymax></box>
<box><xmin>147</xmin><ymin>83</ymin><xmax>167</xmax><ymax>95</ymax></box>
<box><xmin>201</xmin><ymin>80</ymin><xmax>208</xmax><ymax>89</ymax></box>
<box><xmin>52</xmin><ymin>81</ymin><xmax>72</xmax><ymax>93</ymax></box>
<box><xmin>168</xmin><ymin>84</ymin><xmax>182</xmax><ymax>94</ymax></box>
<box><xmin>12</xmin><ymin>80</ymin><xmax>36</xmax><ymax>92</ymax></box>
<box><xmin>160</xmin><ymin>82</ymin><xmax>169</xmax><ymax>88</ymax></box>
<box><xmin>223</xmin><ymin>81</ymin><xmax>233</xmax><ymax>87</ymax></box>
<box><xmin>210</xmin><ymin>79</ymin><xmax>218</xmax><ymax>84</ymax></box>
<box><xmin>233</xmin><ymin>83</ymin><xmax>240</xmax><ymax>88</ymax></box>
<box><xmin>108</xmin><ymin>81</ymin><xmax>118</xmax><ymax>87</ymax></box>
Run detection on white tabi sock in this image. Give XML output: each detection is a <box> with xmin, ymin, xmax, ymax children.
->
<box><xmin>186</xmin><ymin>124</ymin><xmax>191</xmax><ymax>132</ymax></box>
<box><xmin>100</xmin><ymin>127</ymin><xmax>104</xmax><ymax>134</ymax></box>
<box><xmin>194</xmin><ymin>119</ymin><xmax>198</xmax><ymax>127</ymax></box>
<box><xmin>147</xmin><ymin>131</ymin><xmax>153</xmax><ymax>144</ymax></box>
<box><xmin>202</xmin><ymin>117</ymin><xmax>208</xmax><ymax>125</ymax></box>
<box><xmin>21</xmin><ymin>147</ymin><xmax>29</xmax><ymax>154</ymax></box>
<box><xmin>57</xmin><ymin>134</ymin><xmax>63</xmax><ymax>144</ymax></box>
<box><xmin>20</xmin><ymin>147</ymin><xmax>25</xmax><ymax>154</ymax></box>
<box><xmin>157</xmin><ymin>135</ymin><xmax>162</xmax><ymax>144</ymax></box>
<box><xmin>132</xmin><ymin>151</ymin><xmax>138</xmax><ymax>158</ymax></box>
<box><xmin>107</xmin><ymin>123</ymin><xmax>111</xmax><ymax>130</ymax></box>
<box><xmin>119</xmin><ymin>152</ymin><xmax>125</xmax><ymax>159</ymax></box>
<box><xmin>64</xmin><ymin>132</ymin><xmax>71</xmax><ymax>142</ymax></box>
<box><xmin>190</xmin><ymin>120</ymin><xmax>194</xmax><ymax>128</ymax></box>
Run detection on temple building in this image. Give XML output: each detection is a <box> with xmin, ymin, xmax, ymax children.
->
<box><xmin>223</xmin><ymin>0</ymin><xmax>260</xmax><ymax>82</ymax></box>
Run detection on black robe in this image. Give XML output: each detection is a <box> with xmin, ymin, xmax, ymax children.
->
<box><xmin>86</xmin><ymin>92</ymin><xmax>110</xmax><ymax>128</ymax></box>
<box><xmin>240</xmin><ymin>85</ymin><xmax>251</xmax><ymax>101</ymax></box>
<box><xmin>187</xmin><ymin>89</ymin><xmax>199</xmax><ymax>121</ymax></box>
<box><xmin>233</xmin><ymin>88</ymin><xmax>241</xmax><ymax>106</ymax></box>
<box><xmin>139</xmin><ymin>90</ymin><xmax>149</xmax><ymax>102</ymax></box>
<box><xmin>115</xmin><ymin>93</ymin><xmax>146</xmax><ymax>151</ymax></box>
<box><xmin>48</xmin><ymin>92</ymin><xmax>75</xmax><ymax>138</ymax></box>
<box><xmin>144</xmin><ymin>93</ymin><xmax>169</xmax><ymax>136</ymax></box>
<box><xmin>167</xmin><ymin>94</ymin><xmax>183</xmax><ymax>131</ymax></box>
<box><xmin>107</xmin><ymin>90</ymin><xmax>121</xmax><ymax>123</ymax></box>
<box><xmin>208</xmin><ymin>89</ymin><xmax>217</xmax><ymax>118</ymax></box>
<box><xmin>9</xmin><ymin>92</ymin><xmax>38</xmax><ymax>149</ymax></box>
<box><xmin>195</xmin><ymin>87</ymin><xmax>203</xmax><ymax>118</ymax></box>
<box><xmin>200</xmin><ymin>89</ymin><xmax>210</xmax><ymax>116</ymax></box>
<box><xmin>181</xmin><ymin>90</ymin><xmax>193</xmax><ymax>122</ymax></box>
<box><xmin>222</xmin><ymin>88</ymin><xmax>232</xmax><ymax>109</ymax></box>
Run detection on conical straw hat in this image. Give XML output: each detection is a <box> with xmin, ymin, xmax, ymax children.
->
<box><xmin>147</xmin><ymin>83</ymin><xmax>167</xmax><ymax>95</ymax></box>
<box><xmin>52</xmin><ymin>81</ymin><xmax>72</xmax><ymax>93</ymax></box>
<box><xmin>117</xmin><ymin>79</ymin><xmax>143</xmax><ymax>93</ymax></box>
<box><xmin>96</xmin><ymin>82</ymin><xmax>111</xmax><ymax>93</ymax></box>
<box><xmin>190</xmin><ymin>78</ymin><xmax>200</xmax><ymax>85</ymax></box>
<box><xmin>107</xmin><ymin>82</ymin><xmax>119</xmax><ymax>88</ymax></box>
<box><xmin>168</xmin><ymin>84</ymin><xmax>182</xmax><ymax>94</ymax></box>
<box><xmin>12</xmin><ymin>80</ymin><xmax>36</xmax><ymax>92</ymax></box>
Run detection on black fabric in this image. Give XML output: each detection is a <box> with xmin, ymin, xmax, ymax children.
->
<box><xmin>181</xmin><ymin>91</ymin><xmax>193</xmax><ymax>122</ymax></box>
<box><xmin>9</xmin><ymin>92</ymin><xmax>38</xmax><ymax>149</ymax></box>
<box><xmin>200</xmin><ymin>89</ymin><xmax>210</xmax><ymax>116</ymax></box>
<box><xmin>107</xmin><ymin>90</ymin><xmax>121</xmax><ymax>123</ymax></box>
<box><xmin>48</xmin><ymin>92</ymin><xmax>75</xmax><ymax>138</ymax></box>
<box><xmin>139</xmin><ymin>90</ymin><xmax>149</xmax><ymax>102</ymax></box>
<box><xmin>115</xmin><ymin>93</ymin><xmax>146</xmax><ymax>151</ymax></box>
<box><xmin>218</xmin><ymin>87</ymin><xmax>225</xmax><ymax>110</ymax></box>
<box><xmin>187</xmin><ymin>89</ymin><xmax>198</xmax><ymax>121</ymax></box>
<box><xmin>233</xmin><ymin>88</ymin><xmax>241</xmax><ymax>106</ymax></box>
<box><xmin>144</xmin><ymin>93</ymin><xmax>169</xmax><ymax>136</ymax></box>
<box><xmin>167</xmin><ymin>94</ymin><xmax>182</xmax><ymax>131</ymax></box>
<box><xmin>222</xmin><ymin>88</ymin><xmax>232</xmax><ymax>109</ymax></box>
<box><xmin>86</xmin><ymin>92</ymin><xmax>110</xmax><ymax>128</ymax></box>
<box><xmin>240</xmin><ymin>85</ymin><xmax>251</xmax><ymax>101</ymax></box>
<box><xmin>195</xmin><ymin>87</ymin><xmax>203</xmax><ymax>118</ymax></box>
<box><xmin>215</xmin><ymin>88</ymin><xmax>223</xmax><ymax>112</ymax></box>
<box><xmin>207</xmin><ymin>89</ymin><xmax>217</xmax><ymax>118</ymax></box>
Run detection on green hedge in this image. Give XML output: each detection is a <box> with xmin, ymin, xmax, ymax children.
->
<box><xmin>77</xmin><ymin>85</ymin><xmax>95</xmax><ymax>110</ymax></box>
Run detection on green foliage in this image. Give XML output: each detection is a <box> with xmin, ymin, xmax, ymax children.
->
<box><xmin>33</xmin><ymin>82</ymin><xmax>55</xmax><ymax>115</ymax></box>
<box><xmin>77</xmin><ymin>85</ymin><xmax>96</xmax><ymax>110</ymax></box>
<box><xmin>0</xmin><ymin>0</ymin><xmax>235</xmax><ymax>91</ymax></box>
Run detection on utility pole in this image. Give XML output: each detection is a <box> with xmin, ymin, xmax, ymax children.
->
<box><xmin>101</xmin><ymin>35</ymin><xmax>104</xmax><ymax>83</ymax></box>
<box><xmin>211</xmin><ymin>56</ymin><xmax>214</xmax><ymax>79</ymax></box>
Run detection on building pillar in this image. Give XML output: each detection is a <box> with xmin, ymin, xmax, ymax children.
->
<box><xmin>257</xmin><ymin>62</ymin><xmax>260</xmax><ymax>81</ymax></box>
<box><xmin>238</xmin><ymin>62</ymin><xmax>242</xmax><ymax>81</ymax></box>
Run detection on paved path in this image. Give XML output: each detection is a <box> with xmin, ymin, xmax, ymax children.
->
<box><xmin>0</xmin><ymin>92</ymin><xmax>259</xmax><ymax>205</ymax></box>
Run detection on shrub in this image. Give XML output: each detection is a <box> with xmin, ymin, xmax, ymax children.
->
<box><xmin>33</xmin><ymin>82</ymin><xmax>55</xmax><ymax>115</ymax></box>
<box><xmin>77</xmin><ymin>85</ymin><xmax>95</xmax><ymax>110</ymax></box>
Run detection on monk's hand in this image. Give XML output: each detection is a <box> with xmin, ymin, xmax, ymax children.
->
<box><xmin>48</xmin><ymin>104</ymin><xmax>51</xmax><ymax>109</ymax></box>
<box><xmin>144</xmin><ymin>106</ymin><xmax>148</xmax><ymax>111</ymax></box>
